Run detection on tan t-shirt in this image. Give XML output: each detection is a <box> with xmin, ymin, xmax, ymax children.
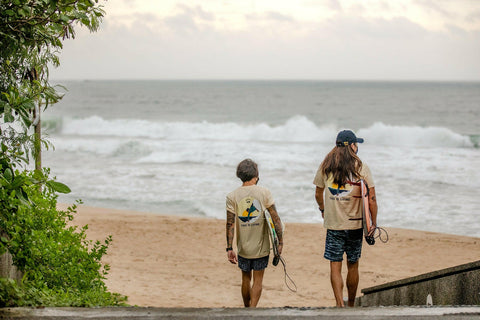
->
<box><xmin>313</xmin><ymin>163</ymin><xmax>374</xmax><ymax>230</ymax></box>
<box><xmin>226</xmin><ymin>185</ymin><xmax>274</xmax><ymax>259</ymax></box>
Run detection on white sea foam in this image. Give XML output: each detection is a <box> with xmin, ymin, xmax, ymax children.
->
<box><xmin>58</xmin><ymin>116</ymin><xmax>474</xmax><ymax>148</ymax></box>
<box><xmin>358</xmin><ymin>122</ymin><xmax>473</xmax><ymax>148</ymax></box>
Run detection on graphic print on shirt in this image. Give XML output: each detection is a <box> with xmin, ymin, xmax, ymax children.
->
<box><xmin>328</xmin><ymin>182</ymin><xmax>353</xmax><ymax>198</ymax></box>
<box><xmin>237</xmin><ymin>197</ymin><xmax>262</xmax><ymax>223</ymax></box>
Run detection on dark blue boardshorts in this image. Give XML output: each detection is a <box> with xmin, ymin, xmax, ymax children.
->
<box><xmin>324</xmin><ymin>229</ymin><xmax>363</xmax><ymax>263</ymax></box>
<box><xmin>238</xmin><ymin>255</ymin><xmax>269</xmax><ymax>272</ymax></box>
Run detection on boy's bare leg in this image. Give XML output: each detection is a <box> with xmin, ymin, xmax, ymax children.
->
<box><xmin>241</xmin><ymin>270</ymin><xmax>252</xmax><ymax>307</ymax></box>
<box><xmin>249</xmin><ymin>269</ymin><xmax>265</xmax><ymax>307</ymax></box>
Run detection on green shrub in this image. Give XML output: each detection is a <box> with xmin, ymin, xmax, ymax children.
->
<box><xmin>0</xmin><ymin>0</ymin><xmax>119</xmax><ymax>307</ymax></box>
<box><xmin>0</xmin><ymin>170</ymin><xmax>127</xmax><ymax>307</ymax></box>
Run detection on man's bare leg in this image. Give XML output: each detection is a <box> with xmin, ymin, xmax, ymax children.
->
<box><xmin>250</xmin><ymin>269</ymin><xmax>265</xmax><ymax>307</ymax></box>
<box><xmin>241</xmin><ymin>271</ymin><xmax>252</xmax><ymax>307</ymax></box>
<box><xmin>346</xmin><ymin>260</ymin><xmax>359</xmax><ymax>307</ymax></box>
<box><xmin>330</xmin><ymin>261</ymin><xmax>345</xmax><ymax>307</ymax></box>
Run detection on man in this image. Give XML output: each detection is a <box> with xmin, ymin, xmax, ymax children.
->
<box><xmin>226</xmin><ymin>158</ymin><xmax>283</xmax><ymax>308</ymax></box>
<box><xmin>313</xmin><ymin>130</ymin><xmax>377</xmax><ymax>307</ymax></box>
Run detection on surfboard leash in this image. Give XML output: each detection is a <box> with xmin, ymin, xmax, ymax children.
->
<box><xmin>372</xmin><ymin>226</ymin><xmax>389</xmax><ymax>243</ymax></box>
<box><xmin>278</xmin><ymin>256</ymin><xmax>297</xmax><ymax>293</ymax></box>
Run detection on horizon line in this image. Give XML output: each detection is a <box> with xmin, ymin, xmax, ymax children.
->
<box><xmin>50</xmin><ymin>78</ymin><xmax>480</xmax><ymax>83</ymax></box>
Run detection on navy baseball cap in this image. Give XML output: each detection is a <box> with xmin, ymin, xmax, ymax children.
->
<box><xmin>336</xmin><ymin>130</ymin><xmax>364</xmax><ymax>147</ymax></box>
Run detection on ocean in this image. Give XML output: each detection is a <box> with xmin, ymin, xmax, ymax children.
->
<box><xmin>43</xmin><ymin>80</ymin><xmax>480</xmax><ymax>237</ymax></box>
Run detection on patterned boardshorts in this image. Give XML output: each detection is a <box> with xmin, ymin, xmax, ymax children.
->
<box><xmin>324</xmin><ymin>229</ymin><xmax>363</xmax><ymax>263</ymax></box>
<box><xmin>238</xmin><ymin>255</ymin><xmax>269</xmax><ymax>272</ymax></box>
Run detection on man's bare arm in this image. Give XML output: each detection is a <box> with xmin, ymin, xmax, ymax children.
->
<box><xmin>315</xmin><ymin>186</ymin><xmax>325</xmax><ymax>218</ymax></box>
<box><xmin>368</xmin><ymin>187</ymin><xmax>378</xmax><ymax>226</ymax></box>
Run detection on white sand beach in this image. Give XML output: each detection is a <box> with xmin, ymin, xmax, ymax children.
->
<box><xmin>67</xmin><ymin>205</ymin><xmax>480</xmax><ymax>308</ymax></box>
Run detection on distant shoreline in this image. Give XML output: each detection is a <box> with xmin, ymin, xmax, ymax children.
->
<box><xmin>51</xmin><ymin>79</ymin><xmax>480</xmax><ymax>84</ymax></box>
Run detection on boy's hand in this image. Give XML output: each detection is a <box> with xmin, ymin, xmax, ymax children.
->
<box><xmin>227</xmin><ymin>250</ymin><xmax>237</xmax><ymax>264</ymax></box>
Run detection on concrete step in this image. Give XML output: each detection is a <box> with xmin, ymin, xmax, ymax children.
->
<box><xmin>1</xmin><ymin>306</ymin><xmax>480</xmax><ymax>319</ymax></box>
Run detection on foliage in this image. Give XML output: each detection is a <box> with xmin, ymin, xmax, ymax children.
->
<box><xmin>0</xmin><ymin>277</ymin><xmax>126</xmax><ymax>307</ymax></box>
<box><xmin>1</xmin><ymin>131</ymin><xmax>67</xmax><ymax>203</ymax></box>
<box><xmin>0</xmin><ymin>128</ymin><xmax>127</xmax><ymax>307</ymax></box>
<box><xmin>0</xmin><ymin>170</ymin><xmax>127</xmax><ymax>307</ymax></box>
<box><xmin>1</xmin><ymin>0</ymin><xmax>104</xmax><ymax>133</ymax></box>
<box><xmin>0</xmin><ymin>0</ymin><xmax>125</xmax><ymax>307</ymax></box>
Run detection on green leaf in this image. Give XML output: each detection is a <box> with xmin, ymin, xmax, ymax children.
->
<box><xmin>32</xmin><ymin>170</ymin><xmax>45</xmax><ymax>183</ymax></box>
<box><xmin>4</xmin><ymin>113</ymin><xmax>14</xmax><ymax>122</ymax></box>
<box><xmin>46</xmin><ymin>180</ymin><xmax>71</xmax><ymax>194</ymax></box>
<box><xmin>3</xmin><ymin>168</ymin><xmax>14</xmax><ymax>183</ymax></box>
<box><xmin>59</xmin><ymin>14</ymin><xmax>71</xmax><ymax>22</ymax></box>
<box><xmin>11</xmin><ymin>175</ymin><xmax>27</xmax><ymax>189</ymax></box>
<box><xmin>16</xmin><ymin>189</ymin><xmax>30</xmax><ymax>206</ymax></box>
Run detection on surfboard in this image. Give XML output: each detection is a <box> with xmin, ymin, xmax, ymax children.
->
<box><xmin>264</xmin><ymin>209</ymin><xmax>280</xmax><ymax>265</ymax></box>
<box><xmin>360</xmin><ymin>179</ymin><xmax>376</xmax><ymax>245</ymax></box>
<box><xmin>264</xmin><ymin>210</ymin><xmax>297</xmax><ymax>292</ymax></box>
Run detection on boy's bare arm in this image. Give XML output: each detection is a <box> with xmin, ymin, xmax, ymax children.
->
<box><xmin>226</xmin><ymin>210</ymin><xmax>235</xmax><ymax>248</ymax></box>
<box><xmin>267</xmin><ymin>204</ymin><xmax>283</xmax><ymax>255</ymax></box>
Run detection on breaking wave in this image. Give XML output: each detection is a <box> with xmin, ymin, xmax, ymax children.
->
<box><xmin>53</xmin><ymin>115</ymin><xmax>474</xmax><ymax>148</ymax></box>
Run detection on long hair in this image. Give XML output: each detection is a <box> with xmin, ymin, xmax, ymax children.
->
<box><xmin>320</xmin><ymin>145</ymin><xmax>363</xmax><ymax>187</ymax></box>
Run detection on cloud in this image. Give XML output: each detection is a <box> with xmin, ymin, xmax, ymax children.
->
<box><xmin>466</xmin><ymin>10</ymin><xmax>480</xmax><ymax>23</ymax></box>
<box><xmin>162</xmin><ymin>4</ymin><xmax>215</xmax><ymax>34</ymax></box>
<box><xmin>164</xmin><ymin>12</ymin><xmax>199</xmax><ymax>33</ymax></box>
<box><xmin>377</xmin><ymin>1</ymin><xmax>392</xmax><ymax>12</ymax></box>
<box><xmin>264</xmin><ymin>11</ymin><xmax>295</xmax><ymax>22</ymax></box>
<box><xmin>445</xmin><ymin>24</ymin><xmax>468</xmax><ymax>35</ymax></box>
<box><xmin>411</xmin><ymin>0</ymin><xmax>480</xmax><ymax>31</ymax></box>
<box><xmin>413</xmin><ymin>0</ymin><xmax>454</xmax><ymax>18</ymax></box>
<box><xmin>244</xmin><ymin>11</ymin><xmax>295</xmax><ymax>23</ymax></box>
<box><xmin>51</xmin><ymin>3</ymin><xmax>480</xmax><ymax>81</ymax></box>
<box><xmin>326</xmin><ymin>0</ymin><xmax>343</xmax><ymax>12</ymax></box>
<box><xmin>176</xmin><ymin>4</ymin><xmax>215</xmax><ymax>21</ymax></box>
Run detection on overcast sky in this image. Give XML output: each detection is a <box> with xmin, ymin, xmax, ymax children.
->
<box><xmin>51</xmin><ymin>0</ymin><xmax>480</xmax><ymax>81</ymax></box>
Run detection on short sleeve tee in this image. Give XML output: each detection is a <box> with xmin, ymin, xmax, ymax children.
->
<box><xmin>313</xmin><ymin>163</ymin><xmax>374</xmax><ymax>230</ymax></box>
<box><xmin>226</xmin><ymin>185</ymin><xmax>274</xmax><ymax>259</ymax></box>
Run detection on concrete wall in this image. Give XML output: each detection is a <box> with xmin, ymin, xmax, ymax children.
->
<box><xmin>0</xmin><ymin>251</ymin><xmax>23</xmax><ymax>282</ymax></box>
<box><xmin>0</xmin><ymin>229</ymin><xmax>23</xmax><ymax>282</ymax></box>
<box><xmin>357</xmin><ymin>260</ymin><xmax>480</xmax><ymax>307</ymax></box>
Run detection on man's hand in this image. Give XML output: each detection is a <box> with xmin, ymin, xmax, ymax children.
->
<box><xmin>227</xmin><ymin>250</ymin><xmax>237</xmax><ymax>264</ymax></box>
<box><xmin>277</xmin><ymin>243</ymin><xmax>283</xmax><ymax>256</ymax></box>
